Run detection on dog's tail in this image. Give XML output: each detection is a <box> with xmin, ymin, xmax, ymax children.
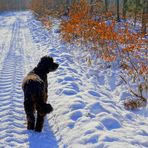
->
<box><xmin>36</xmin><ymin>101</ymin><xmax>53</xmax><ymax>115</ymax></box>
<box><xmin>35</xmin><ymin>87</ymin><xmax>53</xmax><ymax>115</ymax></box>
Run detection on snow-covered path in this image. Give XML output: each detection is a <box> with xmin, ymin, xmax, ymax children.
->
<box><xmin>0</xmin><ymin>18</ymin><xmax>27</xmax><ymax>147</ymax></box>
<box><xmin>0</xmin><ymin>12</ymin><xmax>58</xmax><ymax>148</ymax></box>
<box><xmin>0</xmin><ymin>11</ymin><xmax>148</xmax><ymax>148</ymax></box>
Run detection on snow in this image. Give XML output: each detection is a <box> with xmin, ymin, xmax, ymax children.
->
<box><xmin>0</xmin><ymin>11</ymin><xmax>148</xmax><ymax>148</ymax></box>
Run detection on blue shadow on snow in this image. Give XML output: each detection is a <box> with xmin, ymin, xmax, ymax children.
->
<box><xmin>27</xmin><ymin>117</ymin><xmax>58</xmax><ymax>148</ymax></box>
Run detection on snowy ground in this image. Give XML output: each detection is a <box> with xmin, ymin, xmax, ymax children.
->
<box><xmin>0</xmin><ymin>11</ymin><xmax>148</xmax><ymax>148</ymax></box>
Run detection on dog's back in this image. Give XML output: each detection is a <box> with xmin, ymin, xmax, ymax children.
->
<box><xmin>22</xmin><ymin>73</ymin><xmax>53</xmax><ymax>115</ymax></box>
<box><xmin>22</xmin><ymin>74</ymin><xmax>44</xmax><ymax>99</ymax></box>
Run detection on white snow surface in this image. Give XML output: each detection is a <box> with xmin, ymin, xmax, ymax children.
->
<box><xmin>0</xmin><ymin>11</ymin><xmax>148</xmax><ymax>148</ymax></box>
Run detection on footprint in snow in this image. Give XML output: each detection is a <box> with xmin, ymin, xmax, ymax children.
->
<box><xmin>84</xmin><ymin>135</ymin><xmax>99</xmax><ymax>144</ymax></box>
<box><xmin>70</xmin><ymin>111</ymin><xmax>83</xmax><ymax>121</ymax></box>
<box><xmin>69</xmin><ymin>101</ymin><xmax>85</xmax><ymax>111</ymax></box>
<box><xmin>97</xmin><ymin>75</ymin><xmax>105</xmax><ymax>85</ymax></box>
<box><xmin>64</xmin><ymin>76</ymin><xmax>76</xmax><ymax>81</ymax></box>
<box><xmin>66</xmin><ymin>68</ymin><xmax>78</xmax><ymax>74</ymax></box>
<box><xmin>62</xmin><ymin>89</ymin><xmax>77</xmax><ymax>96</ymax></box>
<box><xmin>88</xmin><ymin>102</ymin><xmax>109</xmax><ymax>115</ymax></box>
<box><xmin>88</xmin><ymin>91</ymin><xmax>101</xmax><ymax>98</ymax></box>
<box><xmin>66</xmin><ymin>82</ymin><xmax>80</xmax><ymax>92</ymax></box>
<box><xmin>67</xmin><ymin>122</ymin><xmax>75</xmax><ymax>129</ymax></box>
<box><xmin>100</xmin><ymin>116</ymin><xmax>121</xmax><ymax>130</ymax></box>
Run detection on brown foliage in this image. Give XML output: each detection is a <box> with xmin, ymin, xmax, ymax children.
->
<box><xmin>39</xmin><ymin>17</ymin><xmax>52</xmax><ymax>30</ymax></box>
<box><xmin>124</xmin><ymin>98</ymin><xmax>147</xmax><ymax>110</ymax></box>
<box><xmin>28</xmin><ymin>0</ymin><xmax>46</xmax><ymax>16</ymax></box>
<box><xmin>60</xmin><ymin>0</ymin><xmax>147</xmax><ymax>110</ymax></box>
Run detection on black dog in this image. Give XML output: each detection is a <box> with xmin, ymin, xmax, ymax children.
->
<box><xmin>22</xmin><ymin>56</ymin><xmax>59</xmax><ymax>132</ymax></box>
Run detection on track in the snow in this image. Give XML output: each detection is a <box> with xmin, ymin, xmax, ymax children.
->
<box><xmin>0</xmin><ymin>12</ymin><xmax>58</xmax><ymax>148</ymax></box>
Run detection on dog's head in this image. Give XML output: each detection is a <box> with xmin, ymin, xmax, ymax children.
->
<box><xmin>37</xmin><ymin>56</ymin><xmax>59</xmax><ymax>74</ymax></box>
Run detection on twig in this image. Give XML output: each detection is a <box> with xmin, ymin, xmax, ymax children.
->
<box><xmin>120</xmin><ymin>75</ymin><xmax>147</xmax><ymax>101</ymax></box>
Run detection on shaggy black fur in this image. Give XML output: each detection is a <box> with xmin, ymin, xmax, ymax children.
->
<box><xmin>22</xmin><ymin>56</ymin><xmax>59</xmax><ymax>132</ymax></box>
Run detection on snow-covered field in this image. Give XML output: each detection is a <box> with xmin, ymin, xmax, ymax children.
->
<box><xmin>0</xmin><ymin>11</ymin><xmax>147</xmax><ymax>148</ymax></box>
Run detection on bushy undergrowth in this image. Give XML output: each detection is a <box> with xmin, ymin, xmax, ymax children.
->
<box><xmin>60</xmin><ymin>0</ymin><xmax>148</xmax><ymax>110</ymax></box>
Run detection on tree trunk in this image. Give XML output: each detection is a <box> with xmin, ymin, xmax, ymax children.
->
<box><xmin>134</xmin><ymin>0</ymin><xmax>138</xmax><ymax>27</ymax></box>
<box><xmin>90</xmin><ymin>0</ymin><xmax>93</xmax><ymax>15</ymax></box>
<box><xmin>66</xmin><ymin>0</ymin><xmax>71</xmax><ymax>6</ymax></box>
<box><xmin>105</xmin><ymin>0</ymin><xmax>108</xmax><ymax>12</ymax></box>
<box><xmin>116</xmin><ymin>0</ymin><xmax>120</xmax><ymax>22</ymax></box>
<box><xmin>142</xmin><ymin>0</ymin><xmax>148</xmax><ymax>34</ymax></box>
<box><xmin>123</xmin><ymin>0</ymin><xmax>127</xmax><ymax>19</ymax></box>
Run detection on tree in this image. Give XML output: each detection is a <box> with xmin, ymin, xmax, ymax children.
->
<box><xmin>142</xmin><ymin>0</ymin><xmax>148</xmax><ymax>34</ymax></box>
<box><xmin>116</xmin><ymin>0</ymin><xmax>120</xmax><ymax>22</ymax></box>
<box><xmin>123</xmin><ymin>0</ymin><xmax>127</xmax><ymax>19</ymax></box>
<box><xmin>126</xmin><ymin>0</ymin><xmax>143</xmax><ymax>26</ymax></box>
<box><xmin>66</xmin><ymin>0</ymin><xmax>72</xmax><ymax>6</ymax></box>
<box><xmin>105</xmin><ymin>0</ymin><xmax>108</xmax><ymax>12</ymax></box>
<box><xmin>134</xmin><ymin>0</ymin><xmax>138</xmax><ymax>26</ymax></box>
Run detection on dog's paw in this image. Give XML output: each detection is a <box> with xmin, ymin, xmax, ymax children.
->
<box><xmin>35</xmin><ymin>128</ymin><xmax>42</xmax><ymax>132</ymax></box>
<box><xmin>27</xmin><ymin>124</ymin><xmax>35</xmax><ymax>130</ymax></box>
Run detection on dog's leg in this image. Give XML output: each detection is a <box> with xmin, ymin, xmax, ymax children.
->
<box><xmin>26</xmin><ymin>113</ymin><xmax>35</xmax><ymax>130</ymax></box>
<box><xmin>35</xmin><ymin>113</ymin><xmax>45</xmax><ymax>132</ymax></box>
<box><xmin>44</xmin><ymin>92</ymin><xmax>48</xmax><ymax>102</ymax></box>
<box><xmin>24</xmin><ymin>100</ymin><xmax>35</xmax><ymax>130</ymax></box>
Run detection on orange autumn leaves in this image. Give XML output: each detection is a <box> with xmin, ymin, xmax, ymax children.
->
<box><xmin>61</xmin><ymin>1</ymin><xmax>147</xmax><ymax>110</ymax></box>
<box><xmin>60</xmin><ymin>0</ymin><xmax>147</xmax><ymax>76</ymax></box>
<box><xmin>139</xmin><ymin>65</ymin><xmax>148</xmax><ymax>75</ymax></box>
<box><xmin>61</xmin><ymin>1</ymin><xmax>118</xmax><ymax>44</ymax></box>
<box><xmin>39</xmin><ymin>17</ymin><xmax>52</xmax><ymax>29</ymax></box>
